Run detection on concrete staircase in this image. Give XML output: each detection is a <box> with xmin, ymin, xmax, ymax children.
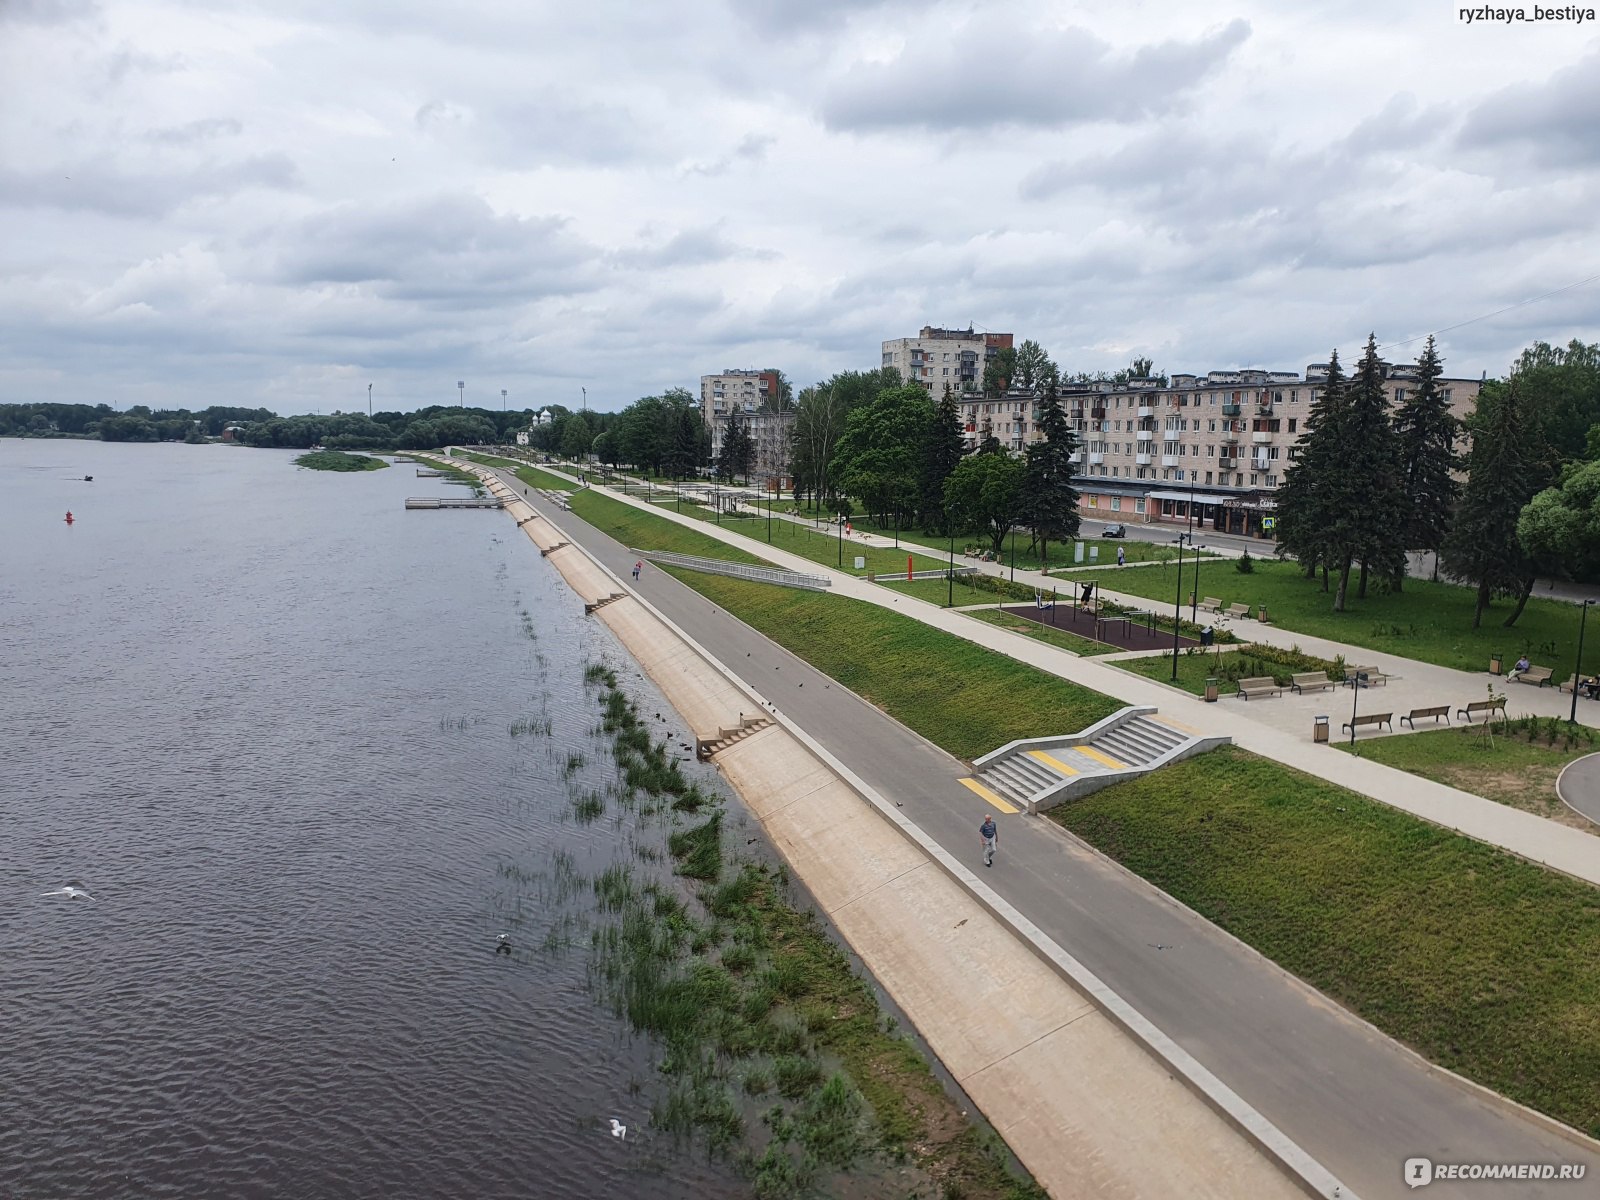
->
<box><xmin>697</xmin><ymin>715</ymin><xmax>775</xmax><ymax>760</ymax></box>
<box><xmin>974</xmin><ymin>706</ymin><xmax>1230</xmax><ymax>813</ymax></box>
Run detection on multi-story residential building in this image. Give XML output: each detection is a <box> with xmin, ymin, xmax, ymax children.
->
<box><xmin>882</xmin><ymin>326</ymin><xmax>1013</xmax><ymax>398</ymax></box>
<box><xmin>700</xmin><ymin>369</ymin><xmax>793</xmax><ymax>489</ymax></box>
<box><xmin>1067</xmin><ymin>364</ymin><xmax>1481</xmax><ymax>538</ymax></box>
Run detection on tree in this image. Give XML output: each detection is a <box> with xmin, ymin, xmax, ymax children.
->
<box><xmin>918</xmin><ymin>385</ymin><xmax>965</xmax><ymax>534</ymax></box>
<box><xmin>1519</xmin><ymin>458</ymin><xmax>1600</xmax><ymax>584</ymax></box>
<box><xmin>1013</xmin><ymin>340</ymin><xmax>1051</xmax><ymax>393</ymax></box>
<box><xmin>1392</xmin><ymin>335</ymin><xmax>1460</xmax><ymax>585</ymax></box>
<box><xmin>981</xmin><ymin>347</ymin><xmax>1016</xmax><ymax>397</ymax></box>
<box><xmin>591</xmin><ymin>430</ymin><xmax>619</xmax><ymax>467</ymax></box>
<box><xmin>944</xmin><ymin>452</ymin><xmax>1026</xmax><ymax>558</ymax></box>
<box><xmin>1274</xmin><ymin>350</ymin><xmax>1349</xmax><ymax>591</ymax></box>
<box><xmin>1341</xmin><ymin>335</ymin><xmax>1409</xmax><ymax>604</ymax></box>
<box><xmin>760</xmin><ymin>369</ymin><xmax>795</xmax><ymax>410</ymax></box>
<box><xmin>561</xmin><ymin>412</ymin><xmax>593</xmax><ymax>459</ymax></box>
<box><xmin>829</xmin><ymin>385</ymin><xmax>932</xmax><ymax>529</ymax></box>
<box><xmin>1441</xmin><ymin>380</ymin><xmax>1539</xmax><ymax>627</ymax></box>
<box><xmin>791</xmin><ymin>369</ymin><xmax>901</xmax><ymax>508</ymax></box>
<box><xmin>1021</xmin><ymin>384</ymin><xmax>1081</xmax><ymax>567</ymax></box>
<box><xmin>716</xmin><ymin>410</ymin><xmax>755</xmax><ymax>482</ymax></box>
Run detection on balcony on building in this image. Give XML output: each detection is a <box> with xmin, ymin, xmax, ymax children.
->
<box><xmin>1091</xmin><ymin>406</ymin><xmax>1107</xmax><ymax>419</ymax></box>
<box><xmin>1135</xmin><ymin>453</ymin><xmax>1153</xmax><ymax>466</ymax></box>
<box><xmin>1136</xmin><ymin>404</ymin><xmax>1155</xmax><ymax>419</ymax></box>
<box><xmin>1163</xmin><ymin>429</ymin><xmax>1181</xmax><ymax>441</ymax></box>
<box><xmin>1251</xmin><ymin>458</ymin><xmax>1270</xmax><ymax>472</ymax></box>
<box><xmin>1221</xmin><ymin>402</ymin><xmax>1241</xmax><ymax>416</ymax></box>
<box><xmin>1089</xmin><ymin>452</ymin><xmax>1105</xmax><ymax>465</ymax></box>
<box><xmin>1256</xmin><ymin>400</ymin><xmax>1274</xmax><ymax>416</ymax></box>
<box><xmin>1217</xmin><ymin>455</ymin><xmax>1237</xmax><ymax>470</ymax></box>
<box><xmin>1069</xmin><ymin>449</ymin><xmax>1083</xmax><ymax>463</ymax></box>
<box><xmin>1219</xmin><ymin>427</ymin><xmax>1240</xmax><ymax>442</ymax></box>
<box><xmin>1252</xmin><ymin>431</ymin><xmax>1272</xmax><ymax>444</ymax></box>
<box><xmin>1161</xmin><ymin>454</ymin><xmax>1180</xmax><ymax>468</ymax></box>
<box><xmin>1136</xmin><ymin>428</ymin><xmax>1154</xmax><ymax>441</ymax></box>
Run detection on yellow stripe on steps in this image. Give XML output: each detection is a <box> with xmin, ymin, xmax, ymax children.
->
<box><xmin>1026</xmin><ymin>749</ymin><xmax>1079</xmax><ymax>777</ymax></box>
<box><xmin>959</xmin><ymin>777</ymin><xmax>1019</xmax><ymax>814</ymax></box>
<box><xmin>1078</xmin><ymin>745</ymin><xmax>1128</xmax><ymax>770</ymax></box>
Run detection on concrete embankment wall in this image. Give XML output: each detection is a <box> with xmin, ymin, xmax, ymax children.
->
<box><xmin>464</xmin><ymin>462</ymin><xmax>1314</xmax><ymax>1200</ymax></box>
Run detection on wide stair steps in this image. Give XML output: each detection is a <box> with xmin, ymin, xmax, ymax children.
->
<box><xmin>974</xmin><ymin>707</ymin><xmax>1229</xmax><ymax>813</ymax></box>
<box><xmin>697</xmin><ymin>716</ymin><xmax>775</xmax><ymax>760</ymax></box>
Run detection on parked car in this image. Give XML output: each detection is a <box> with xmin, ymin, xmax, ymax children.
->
<box><xmin>1102</xmin><ymin>523</ymin><xmax>1127</xmax><ymax>538</ymax></box>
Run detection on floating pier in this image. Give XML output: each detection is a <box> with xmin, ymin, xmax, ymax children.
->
<box><xmin>404</xmin><ymin>496</ymin><xmax>505</xmax><ymax>510</ymax></box>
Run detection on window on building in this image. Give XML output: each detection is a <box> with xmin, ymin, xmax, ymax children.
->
<box><xmin>1249</xmin><ymin>473</ymin><xmax>1258</xmax><ymax>485</ymax></box>
<box><xmin>1288</xmin><ymin>418</ymin><xmax>1297</xmax><ymax>433</ymax></box>
<box><xmin>1266</xmin><ymin>474</ymin><xmax>1278</xmax><ymax>487</ymax></box>
<box><xmin>1288</xmin><ymin>447</ymin><xmax>1300</xmax><ymax>460</ymax></box>
<box><xmin>1442</xmin><ymin>388</ymin><xmax>1453</xmax><ymax>403</ymax></box>
<box><xmin>1395</xmin><ymin>388</ymin><xmax>1406</xmax><ymax>402</ymax></box>
<box><xmin>1111</xmin><ymin>496</ymin><xmax>1122</xmax><ymax>511</ymax></box>
<box><xmin>1111</xmin><ymin>467</ymin><xmax>1119</xmax><ymax>478</ymax></box>
<box><xmin>1135</xmin><ymin>498</ymin><xmax>1146</xmax><ymax>513</ymax></box>
<box><xmin>1204</xmin><ymin>471</ymin><xmax>1213</xmax><ymax>485</ymax></box>
<box><xmin>1290</xmin><ymin>389</ymin><xmax>1298</xmax><ymax>402</ymax></box>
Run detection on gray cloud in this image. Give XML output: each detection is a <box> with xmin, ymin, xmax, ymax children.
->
<box><xmin>821</xmin><ymin>19</ymin><xmax>1250</xmax><ymax>131</ymax></box>
<box><xmin>145</xmin><ymin>117</ymin><xmax>244</xmax><ymax>145</ymax></box>
<box><xmin>0</xmin><ymin>153</ymin><xmax>299</xmax><ymax>218</ymax></box>
<box><xmin>1458</xmin><ymin>47</ymin><xmax>1600</xmax><ymax>166</ymax></box>
<box><xmin>732</xmin><ymin>0</ymin><xmax>897</xmax><ymax>33</ymax></box>
<box><xmin>0</xmin><ymin>0</ymin><xmax>98</xmax><ymax>25</ymax></box>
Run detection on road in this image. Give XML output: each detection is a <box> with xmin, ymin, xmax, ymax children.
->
<box><xmin>499</xmin><ymin>468</ymin><xmax>1598</xmax><ymax>1200</ymax></box>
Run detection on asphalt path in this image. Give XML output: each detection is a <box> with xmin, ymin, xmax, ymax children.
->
<box><xmin>502</xmin><ymin>470</ymin><xmax>1598</xmax><ymax>1200</ymax></box>
<box><xmin>1556</xmin><ymin>753</ymin><xmax>1600</xmax><ymax>826</ymax></box>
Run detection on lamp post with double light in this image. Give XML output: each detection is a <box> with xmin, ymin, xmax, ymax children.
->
<box><xmin>1571</xmin><ymin>599</ymin><xmax>1595</xmax><ymax>723</ymax></box>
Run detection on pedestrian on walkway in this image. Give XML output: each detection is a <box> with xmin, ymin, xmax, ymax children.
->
<box><xmin>1117</xmin><ymin>546</ymin><xmax>1126</xmax><ymax>567</ymax></box>
<box><xmin>632</xmin><ymin>560</ymin><xmax>643</xmax><ymax>581</ymax></box>
<box><xmin>979</xmin><ymin>814</ymin><xmax>998</xmax><ymax>868</ymax></box>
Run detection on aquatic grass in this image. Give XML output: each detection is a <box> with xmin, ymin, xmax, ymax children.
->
<box><xmin>794</xmin><ymin>1073</ymin><xmax>867</xmax><ymax>1167</ymax></box>
<box><xmin>772</xmin><ymin>1055</ymin><xmax>824</xmax><ymax>1100</ymax></box>
<box><xmin>571</xmin><ymin>789</ymin><xmax>605</xmax><ymax>823</ymax></box>
<box><xmin>668</xmin><ymin>811</ymin><xmax>724</xmax><ymax>880</ymax></box>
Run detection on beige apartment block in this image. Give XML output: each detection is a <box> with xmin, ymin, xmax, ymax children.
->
<box><xmin>883</xmin><ymin>325</ymin><xmax>1014</xmax><ymax>399</ymax></box>
<box><xmin>701</xmin><ymin>368</ymin><xmax>794</xmax><ymax>489</ymax></box>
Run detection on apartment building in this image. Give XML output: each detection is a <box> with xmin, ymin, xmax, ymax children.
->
<box><xmin>700</xmin><ymin>369</ymin><xmax>793</xmax><ymax>489</ymax></box>
<box><xmin>882</xmin><ymin>326</ymin><xmax>1014</xmax><ymax>398</ymax></box>
<box><xmin>1069</xmin><ymin>364</ymin><xmax>1481</xmax><ymax>537</ymax></box>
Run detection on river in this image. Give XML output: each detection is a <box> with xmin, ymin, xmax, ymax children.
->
<box><xmin>0</xmin><ymin>439</ymin><xmax>756</xmax><ymax>1198</ymax></box>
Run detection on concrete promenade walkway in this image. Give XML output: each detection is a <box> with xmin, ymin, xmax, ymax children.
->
<box><xmin>474</xmin><ymin>458</ymin><xmax>1600</xmax><ymax>1200</ymax></box>
<box><xmin>528</xmin><ymin>465</ymin><xmax>1600</xmax><ymax>886</ymax></box>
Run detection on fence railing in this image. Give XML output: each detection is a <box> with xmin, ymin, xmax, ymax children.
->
<box><xmin>635</xmin><ymin>549</ymin><xmax>832</xmax><ymax>591</ymax></box>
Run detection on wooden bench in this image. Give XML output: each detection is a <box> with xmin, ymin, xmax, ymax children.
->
<box><xmin>1237</xmin><ymin>676</ymin><xmax>1282</xmax><ymax>700</ymax></box>
<box><xmin>1197</xmin><ymin>596</ymin><xmax>1222</xmax><ymax>614</ymax></box>
<box><xmin>1290</xmin><ymin>671</ymin><xmax>1337</xmax><ymax>695</ymax></box>
<box><xmin>1559</xmin><ymin>677</ymin><xmax>1600</xmax><ymax>698</ymax></box>
<box><xmin>1456</xmin><ymin>698</ymin><xmax>1507</xmax><ymax>722</ymax></box>
<box><xmin>1342</xmin><ymin>712</ymin><xmax>1393</xmax><ymax>736</ymax></box>
<box><xmin>1508</xmin><ymin>664</ymin><xmax>1554</xmax><ymax>687</ymax></box>
<box><xmin>1401</xmin><ymin>705</ymin><xmax>1451</xmax><ymax>729</ymax></box>
<box><xmin>1344</xmin><ymin>666</ymin><xmax>1390</xmax><ymax>688</ymax></box>
<box><xmin>1225</xmin><ymin>603</ymin><xmax>1251</xmax><ymax>618</ymax></box>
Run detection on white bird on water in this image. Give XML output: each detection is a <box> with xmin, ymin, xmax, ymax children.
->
<box><xmin>42</xmin><ymin>886</ymin><xmax>96</xmax><ymax>900</ymax></box>
<box><xmin>608</xmin><ymin>1118</ymin><xmax>626</xmax><ymax>1140</ymax></box>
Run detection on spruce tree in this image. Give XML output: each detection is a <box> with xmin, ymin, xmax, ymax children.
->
<box><xmin>919</xmin><ymin>384</ymin><xmax>965</xmax><ymax>534</ymax></box>
<box><xmin>1343</xmin><ymin>334</ymin><xmax>1409</xmax><ymax>604</ymax></box>
<box><xmin>1275</xmin><ymin>350</ymin><xmax>1348</xmax><ymax>592</ymax></box>
<box><xmin>1393</xmin><ymin>335</ymin><xmax>1460</xmax><ymax>588</ymax></box>
<box><xmin>1021</xmin><ymin>381</ymin><xmax>1082</xmax><ymax>568</ymax></box>
<box><xmin>1441</xmin><ymin>379</ymin><xmax>1536</xmax><ymax>627</ymax></box>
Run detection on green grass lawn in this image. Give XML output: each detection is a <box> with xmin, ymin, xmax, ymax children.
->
<box><xmin>1082</xmin><ymin>556</ymin><xmax>1597</xmax><ymax>677</ymax></box>
<box><xmin>569</xmin><ymin>490</ymin><xmax>767</xmax><ymax>566</ymax></box>
<box><xmin>457</xmin><ymin>451</ymin><xmax>575</xmax><ymax>492</ymax></box>
<box><xmin>1114</xmin><ymin>649</ymin><xmax>1244</xmax><ymax>695</ymax></box>
<box><xmin>875</xmin><ymin>574</ymin><xmax>1037</xmax><ymax>608</ymax></box>
<box><xmin>1333</xmin><ymin>718</ymin><xmax>1600</xmax><ymax>831</ymax></box>
<box><xmin>1114</xmin><ymin>643</ymin><xmax>1345</xmax><ymax>697</ymax></box>
<box><xmin>1052</xmin><ymin>746</ymin><xmax>1600</xmax><ymax>1139</ymax></box>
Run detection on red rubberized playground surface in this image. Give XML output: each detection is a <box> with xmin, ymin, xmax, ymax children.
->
<box><xmin>998</xmin><ymin>597</ymin><xmax>1202</xmax><ymax>652</ymax></box>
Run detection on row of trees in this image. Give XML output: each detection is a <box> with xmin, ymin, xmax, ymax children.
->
<box><xmin>0</xmin><ymin>403</ymin><xmax>276</xmax><ymax>442</ymax></box>
<box><xmin>1276</xmin><ymin>334</ymin><xmax>1600</xmax><ymax>623</ymax></box>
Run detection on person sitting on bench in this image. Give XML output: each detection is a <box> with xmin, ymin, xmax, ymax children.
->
<box><xmin>1582</xmin><ymin>674</ymin><xmax>1600</xmax><ymax>700</ymax></box>
<box><xmin>1507</xmin><ymin>654</ymin><xmax>1531</xmax><ymax>682</ymax></box>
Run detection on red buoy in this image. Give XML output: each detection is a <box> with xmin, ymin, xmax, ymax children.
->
<box><xmin>65</xmin><ymin>511</ymin><xmax>74</xmax><ymax>524</ymax></box>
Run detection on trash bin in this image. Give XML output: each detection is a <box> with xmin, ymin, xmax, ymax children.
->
<box><xmin>1204</xmin><ymin>677</ymin><xmax>1219</xmax><ymax>703</ymax></box>
<box><xmin>1489</xmin><ymin>652</ymin><xmax>1503</xmax><ymax>675</ymax></box>
<box><xmin>1258</xmin><ymin>605</ymin><xmax>1269</xmax><ymax>623</ymax></box>
<box><xmin>1313</xmin><ymin>715</ymin><xmax>1330</xmax><ymax>744</ymax></box>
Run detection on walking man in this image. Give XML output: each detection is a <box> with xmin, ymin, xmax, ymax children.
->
<box><xmin>632</xmin><ymin>560</ymin><xmax>643</xmax><ymax>581</ymax></box>
<box><xmin>1117</xmin><ymin>545</ymin><xmax>1126</xmax><ymax>567</ymax></box>
<box><xmin>979</xmin><ymin>814</ymin><xmax>998</xmax><ymax>868</ymax></box>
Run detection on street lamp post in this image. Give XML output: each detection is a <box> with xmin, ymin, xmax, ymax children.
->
<box><xmin>1571</xmin><ymin>600</ymin><xmax>1595</xmax><ymax>723</ymax></box>
<box><xmin>1170</xmin><ymin>533</ymin><xmax>1190</xmax><ymax>681</ymax></box>
<box><xmin>948</xmin><ymin>527</ymin><xmax>955</xmax><ymax>608</ymax></box>
<box><xmin>1191</xmin><ymin>542</ymin><xmax>1205</xmax><ymax>623</ymax></box>
<box><xmin>838</xmin><ymin>505</ymin><xmax>844</xmax><ymax>567</ymax></box>
<box><xmin>457</xmin><ymin>380</ymin><xmax>464</xmax><ymax>407</ymax></box>
<box><xmin>501</xmin><ymin>388</ymin><xmax>507</xmax><ymax>412</ymax></box>
<box><xmin>1350</xmin><ymin>667</ymin><xmax>1364</xmax><ymax>749</ymax></box>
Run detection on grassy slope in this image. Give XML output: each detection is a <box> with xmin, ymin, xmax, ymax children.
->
<box><xmin>1084</xmin><ymin>556</ymin><xmax>1597</xmax><ymax>677</ymax></box>
<box><xmin>457</xmin><ymin>451</ymin><xmax>575</xmax><ymax>492</ymax></box>
<box><xmin>1333</xmin><ymin>721</ymin><xmax>1600</xmax><ymax>830</ymax></box>
<box><xmin>1052</xmin><ymin>747</ymin><xmax>1600</xmax><ymax>1138</ymax></box>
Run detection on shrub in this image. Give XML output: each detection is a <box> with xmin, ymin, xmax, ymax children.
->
<box><xmin>1236</xmin><ymin>547</ymin><xmax>1255</xmax><ymax>574</ymax></box>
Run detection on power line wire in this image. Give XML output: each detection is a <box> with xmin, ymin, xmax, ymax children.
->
<box><xmin>1378</xmin><ymin>271</ymin><xmax>1600</xmax><ymax>353</ymax></box>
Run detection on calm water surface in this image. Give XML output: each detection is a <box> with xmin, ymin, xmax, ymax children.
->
<box><xmin>1</xmin><ymin>440</ymin><xmax>754</xmax><ymax>1198</ymax></box>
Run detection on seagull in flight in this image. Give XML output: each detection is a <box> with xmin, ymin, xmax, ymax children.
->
<box><xmin>42</xmin><ymin>886</ymin><xmax>96</xmax><ymax>900</ymax></box>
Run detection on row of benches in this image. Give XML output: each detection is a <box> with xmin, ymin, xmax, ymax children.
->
<box><xmin>1196</xmin><ymin>598</ymin><xmax>1252</xmax><ymax>619</ymax></box>
<box><xmin>1236</xmin><ymin>667</ymin><xmax>1391</xmax><ymax>700</ymax></box>
<box><xmin>1340</xmin><ymin>699</ymin><xmax>1506</xmax><ymax>735</ymax></box>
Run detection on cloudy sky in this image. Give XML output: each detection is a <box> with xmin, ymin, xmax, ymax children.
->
<box><xmin>2</xmin><ymin>0</ymin><xmax>1597</xmax><ymax>414</ymax></box>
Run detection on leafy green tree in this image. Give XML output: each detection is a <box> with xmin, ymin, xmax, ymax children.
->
<box><xmin>943</xmin><ymin>451</ymin><xmax>1026</xmax><ymax>558</ymax></box>
<box><xmin>1442</xmin><ymin>379</ymin><xmax>1540</xmax><ymax>627</ymax></box>
<box><xmin>1514</xmin><ymin>339</ymin><xmax>1600</xmax><ymax>465</ymax></box>
<box><xmin>1013</xmin><ymin>340</ymin><xmax>1051</xmax><ymax>393</ymax></box>
<box><xmin>829</xmin><ymin>385</ymin><xmax>932</xmax><ymax>528</ymax></box>
<box><xmin>918</xmin><ymin>385</ymin><xmax>965</xmax><ymax>534</ymax></box>
<box><xmin>591</xmin><ymin>430</ymin><xmax>619</xmax><ymax>467</ymax></box>
<box><xmin>1021</xmin><ymin>384</ymin><xmax>1081</xmax><ymax>567</ymax></box>
<box><xmin>1519</xmin><ymin>458</ymin><xmax>1600</xmax><ymax>583</ymax></box>
<box><xmin>560</xmin><ymin>412</ymin><xmax>593</xmax><ymax>459</ymax></box>
<box><xmin>716</xmin><ymin>410</ymin><xmax>755</xmax><ymax>482</ymax></box>
<box><xmin>1275</xmin><ymin>350</ymin><xmax>1348</xmax><ymax>593</ymax></box>
<box><xmin>791</xmin><ymin>369</ymin><xmax>901</xmax><ymax>508</ymax></box>
<box><xmin>1393</xmin><ymin>335</ymin><xmax>1460</xmax><ymax>586</ymax></box>
<box><xmin>981</xmin><ymin>347</ymin><xmax>1016</xmax><ymax>397</ymax></box>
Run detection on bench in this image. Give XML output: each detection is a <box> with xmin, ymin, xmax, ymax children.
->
<box><xmin>1508</xmin><ymin>664</ymin><xmax>1554</xmax><ymax>687</ymax></box>
<box><xmin>1197</xmin><ymin>596</ymin><xmax>1222</xmax><ymax>613</ymax></box>
<box><xmin>1290</xmin><ymin>671</ymin><xmax>1337</xmax><ymax>695</ymax></box>
<box><xmin>1344</xmin><ymin>666</ymin><xmax>1390</xmax><ymax>688</ymax></box>
<box><xmin>1237</xmin><ymin>676</ymin><xmax>1282</xmax><ymax>700</ymax></box>
<box><xmin>1401</xmin><ymin>705</ymin><xmax>1451</xmax><ymax>729</ymax></box>
<box><xmin>1456</xmin><ymin>698</ymin><xmax>1507</xmax><ymax>722</ymax></box>
<box><xmin>1225</xmin><ymin>603</ymin><xmax>1251</xmax><ymax>618</ymax></box>
<box><xmin>1559</xmin><ymin>677</ymin><xmax>1600</xmax><ymax>698</ymax></box>
<box><xmin>1342</xmin><ymin>712</ymin><xmax>1393</xmax><ymax>736</ymax></box>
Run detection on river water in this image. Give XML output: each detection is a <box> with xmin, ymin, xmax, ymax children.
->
<box><xmin>0</xmin><ymin>439</ymin><xmax>755</xmax><ymax>1198</ymax></box>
